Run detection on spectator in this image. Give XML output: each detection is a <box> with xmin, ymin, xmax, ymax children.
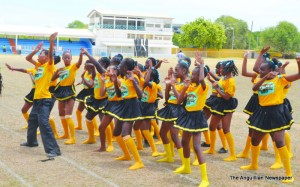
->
<box><xmin>177</xmin><ymin>50</ymin><xmax>185</xmax><ymax>61</ymax></box>
<box><xmin>2</xmin><ymin>45</ymin><xmax>6</xmax><ymax>53</ymax></box>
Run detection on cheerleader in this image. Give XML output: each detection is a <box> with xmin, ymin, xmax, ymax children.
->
<box><xmin>95</xmin><ymin>65</ymin><xmax>121</xmax><ymax>152</ymax></box>
<box><xmin>74</xmin><ymin>61</ymin><xmax>95</xmax><ymax>130</ymax></box>
<box><xmin>156</xmin><ymin>62</ymin><xmax>189</xmax><ymax>164</ymax></box>
<box><xmin>203</xmin><ymin>62</ymin><xmax>228</xmax><ymax>154</ymax></box>
<box><xmin>51</xmin><ymin>49</ymin><xmax>84</xmax><ymax>144</ymax></box>
<box><xmin>241</xmin><ymin>57</ymin><xmax>300</xmax><ymax>183</ymax></box>
<box><xmin>133</xmin><ymin>60</ymin><xmax>162</xmax><ymax>156</ymax></box>
<box><xmin>108</xmin><ymin>58</ymin><xmax>144</xmax><ymax>170</ymax></box>
<box><xmin>173</xmin><ymin>52</ymin><xmax>210</xmax><ymax>187</ymax></box>
<box><xmin>5</xmin><ymin>63</ymin><xmax>36</xmax><ymax>129</ymax></box>
<box><xmin>81</xmin><ymin>52</ymin><xmax>110</xmax><ymax>145</ymax></box>
<box><xmin>203</xmin><ymin>60</ymin><xmax>238</xmax><ymax>162</ymax></box>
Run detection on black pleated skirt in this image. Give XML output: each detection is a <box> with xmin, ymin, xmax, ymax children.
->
<box><xmin>84</xmin><ymin>96</ymin><xmax>107</xmax><ymax>113</ymax></box>
<box><xmin>174</xmin><ymin>108</ymin><xmax>208</xmax><ymax>132</ymax></box>
<box><xmin>243</xmin><ymin>94</ymin><xmax>259</xmax><ymax>115</ymax></box>
<box><xmin>208</xmin><ymin>97</ymin><xmax>238</xmax><ymax>116</ymax></box>
<box><xmin>76</xmin><ymin>88</ymin><xmax>94</xmax><ymax>102</ymax></box>
<box><xmin>52</xmin><ymin>85</ymin><xmax>75</xmax><ymax>101</ymax></box>
<box><xmin>24</xmin><ymin>88</ymin><xmax>35</xmax><ymax>103</ymax></box>
<box><xmin>156</xmin><ymin>103</ymin><xmax>182</xmax><ymax>122</ymax></box>
<box><xmin>247</xmin><ymin>104</ymin><xmax>294</xmax><ymax>133</ymax></box>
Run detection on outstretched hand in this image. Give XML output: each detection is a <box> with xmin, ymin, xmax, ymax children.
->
<box><xmin>183</xmin><ymin>79</ymin><xmax>191</xmax><ymax>88</ymax></box>
<box><xmin>244</xmin><ymin>51</ymin><xmax>249</xmax><ymax>58</ymax></box>
<box><xmin>195</xmin><ymin>51</ymin><xmax>204</xmax><ymax>66</ymax></box>
<box><xmin>50</xmin><ymin>32</ymin><xmax>58</xmax><ymax>42</ymax></box>
<box><xmin>265</xmin><ymin>71</ymin><xmax>278</xmax><ymax>79</ymax></box>
<box><xmin>5</xmin><ymin>63</ymin><xmax>13</xmax><ymax>70</ymax></box>
<box><xmin>35</xmin><ymin>42</ymin><xmax>44</xmax><ymax>52</ymax></box>
<box><xmin>260</xmin><ymin>46</ymin><xmax>270</xmax><ymax>54</ymax></box>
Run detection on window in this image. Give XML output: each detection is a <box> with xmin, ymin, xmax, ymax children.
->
<box><xmin>164</xmin><ymin>24</ymin><xmax>171</xmax><ymax>28</ymax></box>
<box><xmin>155</xmin><ymin>24</ymin><xmax>161</xmax><ymax>28</ymax></box>
<box><xmin>146</xmin><ymin>24</ymin><xmax>154</xmax><ymax>28</ymax></box>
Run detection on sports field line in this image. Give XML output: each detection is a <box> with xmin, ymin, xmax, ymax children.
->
<box><xmin>0</xmin><ymin>123</ymin><xmax>120</xmax><ymax>187</ymax></box>
<box><xmin>0</xmin><ymin>160</ymin><xmax>33</xmax><ymax>187</ymax></box>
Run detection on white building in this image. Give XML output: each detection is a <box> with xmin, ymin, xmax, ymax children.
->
<box><xmin>87</xmin><ymin>9</ymin><xmax>177</xmax><ymax>58</ymax></box>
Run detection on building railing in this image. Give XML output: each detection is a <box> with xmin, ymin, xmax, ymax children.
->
<box><xmin>93</xmin><ymin>24</ymin><xmax>145</xmax><ymax>31</ymax></box>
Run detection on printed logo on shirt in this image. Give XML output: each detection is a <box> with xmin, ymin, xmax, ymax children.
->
<box><xmin>141</xmin><ymin>90</ymin><xmax>149</xmax><ymax>102</ymax></box>
<box><xmin>34</xmin><ymin>67</ymin><xmax>45</xmax><ymax>81</ymax></box>
<box><xmin>218</xmin><ymin>83</ymin><xmax>225</xmax><ymax>93</ymax></box>
<box><xmin>107</xmin><ymin>86</ymin><xmax>116</xmax><ymax>99</ymax></box>
<box><xmin>258</xmin><ymin>82</ymin><xmax>275</xmax><ymax>96</ymax></box>
<box><xmin>94</xmin><ymin>78</ymin><xmax>100</xmax><ymax>89</ymax></box>
<box><xmin>121</xmin><ymin>84</ymin><xmax>129</xmax><ymax>98</ymax></box>
<box><xmin>59</xmin><ymin>69</ymin><xmax>70</xmax><ymax>81</ymax></box>
<box><xmin>186</xmin><ymin>92</ymin><xmax>198</xmax><ymax>107</ymax></box>
<box><xmin>169</xmin><ymin>90</ymin><xmax>176</xmax><ymax>101</ymax></box>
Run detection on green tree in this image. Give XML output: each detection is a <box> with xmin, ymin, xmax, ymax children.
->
<box><xmin>178</xmin><ymin>18</ymin><xmax>226</xmax><ymax>49</ymax></box>
<box><xmin>67</xmin><ymin>20</ymin><xmax>88</xmax><ymax>29</ymax></box>
<box><xmin>261</xmin><ymin>21</ymin><xmax>299</xmax><ymax>53</ymax></box>
<box><xmin>172</xmin><ymin>33</ymin><xmax>181</xmax><ymax>47</ymax></box>
<box><xmin>215</xmin><ymin>15</ymin><xmax>249</xmax><ymax>49</ymax></box>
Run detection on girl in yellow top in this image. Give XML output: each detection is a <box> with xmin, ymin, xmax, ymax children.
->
<box><xmin>82</xmin><ymin>56</ymin><xmax>110</xmax><ymax>144</ymax></box>
<box><xmin>5</xmin><ymin>63</ymin><xmax>36</xmax><ymax>129</ymax></box>
<box><xmin>109</xmin><ymin>58</ymin><xmax>144</xmax><ymax>170</ymax></box>
<box><xmin>241</xmin><ymin>58</ymin><xmax>300</xmax><ymax>184</ymax></box>
<box><xmin>156</xmin><ymin>62</ymin><xmax>189</xmax><ymax>165</ymax></box>
<box><xmin>74</xmin><ymin>62</ymin><xmax>95</xmax><ymax>130</ymax></box>
<box><xmin>51</xmin><ymin>49</ymin><xmax>84</xmax><ymax>144</ymax></box>
<box><xmin>97</xmin><ymin>65</ymin><xmax>122</xmax><ymax>152</ymax></box>
<box><xmin>202</xmin><ymin>61</ymin><xmax>228</xmax><ymax>155</ymax></box>
<box><xmin>203</xmin><ymin>60</ymin><xmax>238</xmax><ymax>162</ymax></box>
<box><xmin>133</xmin><ymin>60</ymin><xmax>162</xmax><ymax>157</ymax></box>
<box><xmin>173</xmin><ymin>53</ymin><xmax>210</xmax><ymax>187</ymax></box>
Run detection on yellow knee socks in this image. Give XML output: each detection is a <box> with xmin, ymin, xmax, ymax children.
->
<box><xmin>237</xmin><ymin>136</ymin><xmax>251</xmax><ymax>158</ymax></box>
<box><xmin>142</xmin><ymin>130</ymin><xmax>160</xmax><ymax>157</ymax></box>
<box><xmin>115</xmin><ymin>136</ymin><xmax>131</xmax><ymax>161</ymax></box>
<box><xmin>199</xmin><ymin>163</ymin><xmax>210</xmax><ymax>187</ymax></box>
<box><xmin>203</xmin><ymin>130</ymin><xmax>216</xmax><ymax>154</ymax></box>
<box><xmin>223</xmin><ymin>132</ymin><xmax>236</xmax><ymax>161</ymax></box>
<box><xmin>22</xmin><ymin>112</ymin><xmax>29</xmax><ymax>129</ymax></box>
<box><xmin>59</xmin><ymin>116</ymin><xmax>69</xmax><ymax>139</ymax></box>
<box><xmin>203</xmin><ymin>130</ymin><xmax>210</xmax><ymax>145</ymax></box>
<box><xmin>285</xmin><ymin>132</ymin><xmax>293</xmax><ymax>158</ymax></box>
<box><xmin>278</xmin><ymin>146</ymin><xmax>294</xmax><ymax>183</ymax></box>
<box><xmin>124</xmin><ymin>135</ymin><xmax>144</xmax><ymax>170</ymax></box>
<box><xmin>75</xmin><ymin>109</ymin><xmax>82</xmax><ymax>130</ymax></box>
<box><xmin>134</xmin><ymin>130</ymin><xmax>143</xmax><ymax>150</ymax></box>
<box><xmin>49</xmin><ymin>118</ymin><xmax>59</xmax><ymax>139</ymax></box>
<box><xmin>218</xmin><ymin>129</ymin><xmax>228</xmax><ymax>150</ymax></box>
<box><xmin>270</xmin><ymin>141</ymin><xmax>282</xmax><ymax>169</ymax></box>
<box><xmin>174</xmin><ymin>148</ymin><xmax>191</xmax><ymax>174</ymax></box>
<box><xmin>157</xmin><ymin>143</ymin><xmax>174</xmax><ymax>163</ymax></box>
<box><xmin>240</xmin><ymin>145</ymin><xmax>260</xmax><ymax>170</ymax></box>
<box><xmin>151</xmin><ymin>119</ymin><xmax>162</xmax><ymax>144</ymax></box>
<box><xmin>65</xmin><ymin>117</ymin><xmax>76</xmax><ymax>144</ymax></box>
<box><xmin>82</xmin><ymin>119</ymin><xmax>96</xmax><ymax>144</ymax></box>
<box><xmin>105</xmin><ymin>123</ymin><xmax>114</xmax><ymax>152</ymax></box>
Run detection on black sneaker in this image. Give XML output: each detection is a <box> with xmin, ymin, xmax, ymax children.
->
<box><xmin>20</xmin><ymin>142</ymin><xmax>38</xmax><ymax>147</ymax></box>
<box><xmin>218</xmin><ymin>147</ymin><xmax>228</xmax><ymax>154</ymax></box>
<box><xmin>143</xmin><ymin>140</ymin><xmax>150</xmax><ymax>148</ymax></box>
<box><xmin>201</xmin><ymin>142</ymin><xmax>210</xmax><ymax>147</ymax></box>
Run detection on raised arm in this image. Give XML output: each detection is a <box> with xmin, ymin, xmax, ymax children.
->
<box><xmin>25</xmin><ymin>42</ymin><xmax>43</xmax><ymax>66</ymax></box>
<box><xmin>5</xmin><ymin>63</ymin><xmax>27</xmax><ymax>73</ymax></box>
<box><xmin>76</xmin><ymin>48</ymin><xmax>84</xmax><ymax>68</ymax></box>
<box><xmin>284</xmin><ymin>58</ymin><xmax>300</xmax><ymax>82</ymax></box>
<box><xmin>154</xmin><ymin>58</ymin><xmax>168</xmax><ymax>69</ymax></box>
<box><xmin>208</xmin><ymin>71</ymin><xmax>220</xmax><ymax>81</ymax></box>
<box><xmin>253</xmin><ymin>46</ymin><xmax>270</xmax><ymax>73</ymax></box>
<box><xmin>82</xmin><ymin>49</ymin><xmax>106</xmax><ymax>74</ymax></box>
<box><xmin>242</xmin><ymin>51</ymin><xmax>257</xmax><ymax>77</ymax></box>
<box><xmin>195</xmin><ymin>51</ymin><xmax>206</xmax><ymax>90</ymax></box>
<box><xmin>48</xmin><ymin>32</ymin><xmax>58</xmax><ymax>65</ymax></box>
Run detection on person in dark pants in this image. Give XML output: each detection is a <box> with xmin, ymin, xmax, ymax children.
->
<box><xmin>20</xmin><ymin>32</ymin><xmax>61</xmax><ymax>158</ymax></box>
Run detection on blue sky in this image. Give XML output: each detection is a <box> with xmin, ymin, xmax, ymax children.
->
<box><xmin>1</xmin><ymin>0</ymin><xmax>300</xmax><ymax>31</ymax></box>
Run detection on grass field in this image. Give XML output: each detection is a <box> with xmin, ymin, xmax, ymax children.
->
<box><xmin>0</xmin><ymin>54</ymin><xmax>299</xmax><ymax>187</ymax></box>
